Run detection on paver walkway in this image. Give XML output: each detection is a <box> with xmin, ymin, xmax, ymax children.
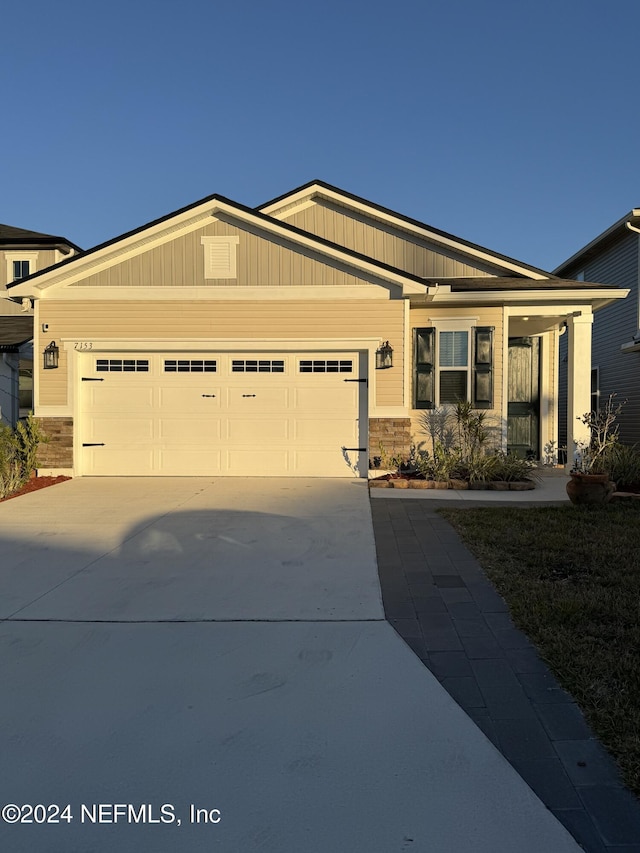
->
<box><xmin>369</xmin><ymin>495</ymin><xmax>640</xmax><ymax>852</ymax></box>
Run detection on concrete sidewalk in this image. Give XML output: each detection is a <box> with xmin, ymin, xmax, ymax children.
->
<box><xmin>0</xmin><ymin>478</ymin><xmax>583</xmax><ymax>852</ymax></box>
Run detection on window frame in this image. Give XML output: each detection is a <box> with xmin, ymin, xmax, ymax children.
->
<box><xmin>413</xmin><ymin>324</ymin><xmax>494</xmax><ymax>410</ymax></box>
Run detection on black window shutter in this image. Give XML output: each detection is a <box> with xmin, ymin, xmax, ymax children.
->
<box><xmin>414</xmin><ymin>328</ymin><xmax>435</xmax><ymax>409</ymax></box>
<box><xmin>473</xmin><ymin>326</ymin><xmax>493</xmax><ymax>409</ymax></box>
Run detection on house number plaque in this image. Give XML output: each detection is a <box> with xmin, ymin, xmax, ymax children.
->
<box><xmin>74</xmin><ymin>342</ymin><xmax>94</xmax><ymax>350</ymax></box>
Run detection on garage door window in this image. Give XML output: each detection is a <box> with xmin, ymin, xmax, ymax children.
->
<box><xmin>96</xmin><ymin>359</ymin><xmax>149</xmax><ymax>372</ymax></box>
<box><xmin>164</xmin><ymin>359</ymin><xmax>217</xmax><ymax>373</ymax></box>
<box><xmin>299</xmin><ymin>359</ymin><xmax>353</xmax><ymax>373</ymax></box>
<box><xmin>232</xmin><ymin>360</ymin><xmax>285</xmax><ymax>373</ymax></box>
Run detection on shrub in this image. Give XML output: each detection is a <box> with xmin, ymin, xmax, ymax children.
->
<box><xmin>602</xmin><ymin>443</ymin><xmax>640</xmax><ymax>489</ymax></box>
<box><xmin>0</xmin><ymin>415</ymin><xmax>46</xmax><ymax>499</ymax></box>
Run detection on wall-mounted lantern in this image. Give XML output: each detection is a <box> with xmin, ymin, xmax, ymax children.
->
<box><xmin>43</xmin><ymin>341</ymin><xmax>59</xmax><ymax>370</ymax></box>
<box><xmin>375</xmin><ymin>340</ymin><xmax>393</xmax><ymax>369</ymax></box>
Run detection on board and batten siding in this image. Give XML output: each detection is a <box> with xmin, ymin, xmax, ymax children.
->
<box><xmin>281</xmin><ymin>199</ymin><xmax>499</xmax><ymax>279</ymax></box>
<box><xmin>68</xmin><ymin>219</ymin><xmax>384</xmax><ymax>290</ymax></box>
<box><xmin>407</xmin><ymin>306</ymin><xmax>505</xmax><ymax>442</ymax></box>
<box><xmin>559</xmin><ymin>231</ymin><xmax>639</xmax><ymax>447</ymax></box>
<box><xmin>37</xmin><ymin>299</ymin><xmax>404</xmax><ymax>408</ymax></box>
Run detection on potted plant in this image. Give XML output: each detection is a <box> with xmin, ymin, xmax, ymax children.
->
<box><xmin>566</xmin><ymin>396</ymin><xmax>622</xmax><ymax>505</ymax></box>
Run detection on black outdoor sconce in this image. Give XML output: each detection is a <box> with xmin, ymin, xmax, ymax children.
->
<box><xmin>43</xmin><ymin>341</ymin><xmax>59</xmax><ymax>369</ymax></box>
<box><xmin>375</xmin><ymin>340</ymin><xmax>393</xmax><ymax>369</ymax></box>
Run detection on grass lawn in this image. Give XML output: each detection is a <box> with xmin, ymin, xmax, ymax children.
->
<box><xmin>440</xmin><ymin>503</ymin><xmax>640</xmax><ymax>797</ymax></box>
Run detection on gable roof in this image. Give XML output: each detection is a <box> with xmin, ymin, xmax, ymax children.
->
<box><xmin>553</xmin><ymin>209</ymin><xmax>640</xmax><ymax>276</ymax></box>
<box><xmin>259</xmin><ymin>179</ymin><xmax>552</xmax><ymax>281</ymax></box>
<box><xmin>6</xmin><ymin>183</ymin><xmax>627</xmax><ymax>311</ymax></box>
<box><xmin>0</xmin><ymin>223</ymin><xmax>81</xmax><ymax>253</ymax></box>
<box><xmin>7</xmin><ymin>192</ymin><xmax>434</xmax><ymax>296</ymax></box>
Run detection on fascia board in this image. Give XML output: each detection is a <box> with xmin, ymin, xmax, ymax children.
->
<box><xmin>553</xmin><ymin>209</ymin><xmax>640</xmax><ymax>274</ymax></box>
<box><xmin>426</xmin><ymin>288</ymin><xmax>630</xmax><ymax>306</ymax></box>
<box><xmin>262</xmin><ymin>184</ymin><xmax>548</xmax><ymax>280</ymax></box>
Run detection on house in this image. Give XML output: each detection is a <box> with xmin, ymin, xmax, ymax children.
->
<box><xmin>7</xmin><ymin>181</ymin><xmax>628</xmax><ymax>477</ymax></box>
<box><xmin>554</xmin><ymin>210</ymin><xmax>640</xmax><ymax>449</ymax></box>
<box><xmin>0</xmin><ymin>224</ymin><xmax>80</xmax><ymax>426</ymax></box>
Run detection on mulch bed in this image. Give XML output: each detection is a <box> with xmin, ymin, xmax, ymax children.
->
<box><xmin>0</xmin><ymin>476</ymin><xmax>71</xmax><ymax>503</ymax></box>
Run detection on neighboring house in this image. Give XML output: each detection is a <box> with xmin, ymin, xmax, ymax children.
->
<box><xmin>0</xmin><ymin>317</ymin><xmax>34</xmax><ymax>426</ymax></box>
<box><xmin>8</xmin><ymin>181</ymin><xmax>628</xmax><ymax>477</ymax></box>
<box><xmin>554</xmin><ymin>210</ymin><xmax>640</xmax><ymax>449</ymax></box>
<box><xmin>0</xmin><ymin>225</ymin><xmax>80</xmax><ymax>426</ymax></box>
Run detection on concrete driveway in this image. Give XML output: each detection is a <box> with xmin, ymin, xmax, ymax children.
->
<box><xmin>0</xmin><ymin>478</ymin><xmax>581</xmax><ymax>852</ymax></box>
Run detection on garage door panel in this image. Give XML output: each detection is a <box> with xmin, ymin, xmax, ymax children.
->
<box><xmin>159</xmin><ymin>386</ymin><xmax>221</xmax><ymax>412</ymax></box>
<box><xmin>293</xmin><ymin>450</ymin><xmax>358</xmax><ymax>476</ymax></box>
<box><xmin>157</xmin><ymin>449</ymin><xmax>222</xmax><ymax>475</ymax></box>
<box><xmin>226</xmin><ymin>449</ymin><xmax>290</xmax><ymax>475</ymax></box>
<box><xmin>293</xmin><ymin>418</ymin><xmax>359</xmax><ymax>443</ymax></box>
<box><xmin>84</xmin><ymin>384</ymin><xmax>154</xmax><ymax>413</ymax></box>
<box><xmin>292</xmin><ymin>386</ymin><xmax>358</xmax><ymax>411</ymax></box>
<box><xmin>84</xmin><ymin>448</ymin><xmax>155</xmax><ymax>476</ymax></box>
<box><xmin>158</xmin><ymin>418</ymin><xmax>221</xmax><ymax>442</ymax></box>
<box><xmin>226</xmin><ymin>387</ymin><xmax>289</xmax><ymax>408</ymax></box>
<box><xmin>87</xmin><ymin>417</ymin><xmax>155</xmax><ymax>443</ymax></box>
<box><xmin>225</xmin><ymin>418</ymin><xmax>289</xmax><ymax>443</ymax></box>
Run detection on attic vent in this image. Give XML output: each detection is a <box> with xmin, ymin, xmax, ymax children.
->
<box><xmin>201</xmin><ymin>236</ymin><xmax>239</xmax><ymax>279</ymax></box>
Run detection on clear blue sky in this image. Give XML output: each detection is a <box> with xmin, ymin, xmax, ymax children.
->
<box><xmin>3</xmin><ymin>0</ymin><xmax>639</xmax><ymax>272</ymax></box>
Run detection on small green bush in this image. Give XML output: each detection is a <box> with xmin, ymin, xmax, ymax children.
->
<box><xmin>0</xmin><ymin>415</ymin><xmax>46</xmax><ymax>499</ymax></box>
<box><xmin>602</xmin><ymin>443</ymin><xmax>640</xmax><ymax>489</ymax></box>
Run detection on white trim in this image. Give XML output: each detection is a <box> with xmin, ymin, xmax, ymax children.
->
<box><xmin>42</xmin><ymin>285</ymin><xmax>391</xmax><ymax>301</ymax></box>
<box><xmin>5</xmin><ymin>251</ymin><xmax>38</xmax><ymax>285</ymax></box>
<box><xmin>36</xmin><ymin>468</ymin><xmax>73</xmax><ymax>477</ymax></box>
<box><xmin>34</xmin><ymin>406</ymin><xmax>73</xmax><ymax>417</ymax></box>
<box><xmin>502</xmin><ymin>307</ymin><xmax>509</xmax><ymax>449</ymax></box>
<box><xmin>261</xmin><ymin>184</ymin><xmax>548</xmax><ymax>279</ymax></box>
<box><xmin>369</xmin><ymin>406</ymin><xmax>410</xmax><ymax>418</ymax></box>
<box><xmin>61</xmin><ymin>336</ymin><xmax>381</xmax><ymax>352</ymax></box>
<box><xmin>425</xmin><ymin>288</ymin><xmax>629</xmax><ymax>307</ymax></box>
<box><xmin>540</xmin><ymin>330</ymin><xmax>552</xmax><ymax>455</ymax></box>
<box><xmin>403</xmin><ymin>299</ymin><xmax>411</xmax><ymax>410</ymax></box>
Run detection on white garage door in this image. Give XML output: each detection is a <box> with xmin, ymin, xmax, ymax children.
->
<box><xmin>79</xmin><ymin>351</ymin><xmax>366</xmax><ymax>476</ymax></box>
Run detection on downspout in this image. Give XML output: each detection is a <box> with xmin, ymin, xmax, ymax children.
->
<box><xmin>625</xmin><ymin>221</ymin><xmax>640</xmax><ymax>339</ymax></box>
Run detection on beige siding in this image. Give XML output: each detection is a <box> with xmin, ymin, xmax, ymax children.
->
<box><xmin>39</xmin><ymin>299</ymin><xmax>405</xmax><ymax>408</ymax></box>
<box><xmin>282</xmin><ymin>199</ymin><xmax>499</xmax><ymax>279</ymax></box>
<box><xmin>70</xmin><ymin>219</ymin><xmax>381</xmax><ymax>289</ymax></box>
<box><xmin>407</xmin><ymin>306</ymin><xmax>505</xmax><ymax>444</ymax></box>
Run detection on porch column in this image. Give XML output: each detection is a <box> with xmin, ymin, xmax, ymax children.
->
<box><xmin>566</xmin><ymin>311</ymin><xmax>593</xmax><ymax>468</ymax></box>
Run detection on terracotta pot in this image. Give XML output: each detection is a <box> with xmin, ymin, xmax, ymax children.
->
<box><xmin>566</xmin><ymin>472</ymin><xmax>615</xmax><ymax>505</ymax></box>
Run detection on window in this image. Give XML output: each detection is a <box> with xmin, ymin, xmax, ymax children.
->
<box><xmin>164</xmin><ymin>359</ymin><xmax>216</xmax><ymax>373</ymax></box>
<box><xmin>414</xmin><ymin>327</ymin><xmax>493</xmax><ymax>409</ymax></box>
<box><xmin>438</xmin><ymin>331</ymin><xmax>468</xmax><ymax>403</ymax></box>
<box><xmin>5</xmin><ymin>252</ymin><xmax>37</xmax><ymax>284</ymax></box>
<box><xmin>13</xmin><ymin>260</ymin><xmax>30</xmax><ymax>281</ymax></box>
<box><xmin>591</xmin><ymin>367</ymin><xmax>600</xmax><ymax>413</ymax></box>
<box><xmin>96</xmin><ymin>359</ymin><xmax>149</xmax><ymax>372</ymax></box>
<box><xmin>299</xmin><ymin>359</ymin><xmax>353</xmax><ymax>373</ymax></box>
<box><xmin>232</xmin><ymin>359</ymin><xmax>284</xmax><ymax>373</ymax></box>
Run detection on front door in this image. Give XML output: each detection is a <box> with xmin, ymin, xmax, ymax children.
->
<box><xmin>507</xmin><ymin>337</ymin><xmax>540</xmax><ymax>459</ymax></box>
